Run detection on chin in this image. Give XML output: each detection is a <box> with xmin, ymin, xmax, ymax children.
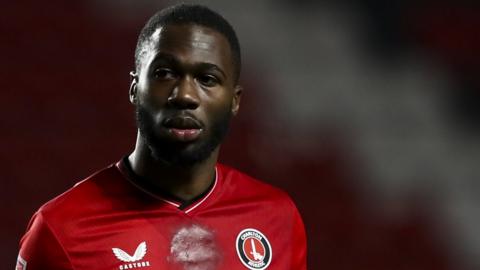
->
<box><xmin>147</xmin><ymin>138</ymin><xmax>218</xmax><ymax>166</ymax></box>
<box><xmin>151</xmin><ymin>146</ymin><xmax>216</xmax><ymax>166</ymax></box>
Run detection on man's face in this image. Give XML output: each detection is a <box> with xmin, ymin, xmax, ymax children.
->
<box><xmin>131</xmin><ymin>24</ymin><xmax>241</xmax><ymax>166</ymax></box>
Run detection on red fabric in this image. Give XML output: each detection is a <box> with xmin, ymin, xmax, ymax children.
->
<box><xmin>17</xmin><ymin>161</ymin><xmax>307</xmax><ymax>270</ymax></box>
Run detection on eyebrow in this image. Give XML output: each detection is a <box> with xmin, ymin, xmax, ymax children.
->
<box><xmin>150</xmin><ymin>52</ymin><xmax>227</xmax><ymax>78</ymax></box>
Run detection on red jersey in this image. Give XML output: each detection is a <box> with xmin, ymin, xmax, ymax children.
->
<box><xmin>17</xmin><ymin>159</ymin><xmax>307</xmax><ymax>270</ymax></box>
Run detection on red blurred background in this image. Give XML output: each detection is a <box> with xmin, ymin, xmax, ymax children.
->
<box><xmin>3</xmin><ymin>1</ymin><xmax>480</xmax><ymax>269</ymax></box>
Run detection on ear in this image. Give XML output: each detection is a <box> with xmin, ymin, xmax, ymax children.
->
<box><xmin>129</xmin><ymin>71</ymin><xmax>138</xmax><ymax>105</ymax></box>
<box><xmin>231</xmin><ymin>85</ymin><xmax>243</xmax><ymax>116</ymax></box>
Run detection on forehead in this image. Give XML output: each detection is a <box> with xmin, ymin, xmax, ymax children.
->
<box><xmin>142</xmin><ymin>24</ymin><xmax>233</xmax><ymax>75</ymax></box>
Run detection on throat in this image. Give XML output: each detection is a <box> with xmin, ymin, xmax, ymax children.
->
<box><xmin>122</xmin><ymin>156</ymin><xmax>216</xmax><ymax>206</ymax></box>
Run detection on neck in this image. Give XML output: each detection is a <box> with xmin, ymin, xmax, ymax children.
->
<box><xmin>128</xmin><ymin>134</ymin><xmax>218</xmax><ymax>202</ymax></box>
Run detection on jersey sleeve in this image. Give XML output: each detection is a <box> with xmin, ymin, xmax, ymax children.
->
<box><xmin>16</xmin><ymin>211</ymin><xmax>73</xmax><ymax>270</ymax></box>
<box><xmin>291</xmin><ymin>204</ymin><xmax>307</xmax><ymax>270</ymax></box>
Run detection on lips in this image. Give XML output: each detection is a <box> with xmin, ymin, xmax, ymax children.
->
<box><xmin>163</xmin><ymin>116</ymin><xmax>203</xmax><ymax>142</ymax></box>
<box><xmin>163</xmin><ymin>116</ymin><xmax>202</xmax><ymax>129</ymax></box>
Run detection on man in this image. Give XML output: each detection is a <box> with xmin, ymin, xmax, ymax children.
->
<box><xmin>16</xmin><ymin>4</ymin><xmax>306</xmax><ymax>270</ymax></box>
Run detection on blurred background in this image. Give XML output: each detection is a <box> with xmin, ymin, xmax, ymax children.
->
<box><xmin>2</xmin><ymin>0</ymin><xmax>480</xmax><ymax>269</ymax></box>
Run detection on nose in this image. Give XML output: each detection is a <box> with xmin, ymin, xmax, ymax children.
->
<box><xmin>167</xmin><ymin>76</ymin><xmax>200</xmax><ymax>110</ymax></box>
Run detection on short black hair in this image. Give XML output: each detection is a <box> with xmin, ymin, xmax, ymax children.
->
<box><xmin>134</xmin><ymin>4</ymin><xmax>241</xmax><ymax>83</ymax></box>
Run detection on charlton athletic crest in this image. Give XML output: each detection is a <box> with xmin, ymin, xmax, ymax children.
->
<box><xmin>236</xmin><ymin>228</ymin><xmax>272</xmax><ymax>269</ymax></box>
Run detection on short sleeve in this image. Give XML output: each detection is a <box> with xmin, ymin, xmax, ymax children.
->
<box><xmin>16</xmin><ymin>211</ymin><xmax>73</xmax><ymax>270</ymax></box>
<box><xmin>291</xmin><ymin>206</ymin><xmax>307</xmax><ymax>270</ymax></box>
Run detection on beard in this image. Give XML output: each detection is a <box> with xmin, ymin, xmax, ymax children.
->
<box><xmin>135</xmin><ymin>105</ymin><xmax>232</xmax><ymax>167</ymax></box>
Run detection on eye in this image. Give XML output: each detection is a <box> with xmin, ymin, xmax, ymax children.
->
<box><xmin>152</xmin><ymin>68</ymin><xmax>177</xmax><ymax>80</ymax></box>
<box><xmin>197</xmin><ymin>74</ymin><xmax>219</xmax><ymax>87</ymax></box>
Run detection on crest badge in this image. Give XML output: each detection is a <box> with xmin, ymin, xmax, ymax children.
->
<box><xmin>236</xmin><ymin>229</ymin><xmax>272</xmax><ymax>269</ymax></box>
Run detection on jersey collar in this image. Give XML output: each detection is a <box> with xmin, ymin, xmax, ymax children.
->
<box><xmin>115</xmin><ymin>157</ymin><xmax>219</xmax><ymax>214</ymax></box>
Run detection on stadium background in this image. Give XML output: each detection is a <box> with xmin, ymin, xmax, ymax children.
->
<box><xmin>2</xmin><ymin>0</ymin><xmax>480</xmax><ymax>269</ymax></box>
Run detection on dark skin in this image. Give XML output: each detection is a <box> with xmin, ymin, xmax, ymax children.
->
<box><xmin>128</xmin><ymin>24</ymin><xmax>242</xmax><ymax>201</ymax></box>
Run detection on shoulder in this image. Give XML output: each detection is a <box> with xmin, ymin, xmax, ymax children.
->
<box><xmin>38</xmin><ymin>163</ymin><xmax>121</xmax><ymax>223</ymax></box>
<box><xmin>217</xmin><ymin>164</ymin><xmax>298</xmax><ymax>211</ymax></box>
<box><xmin>17</xmin><ymin>164</ymin><xmax>120</xmax><ymax>269</ymax></box>
<box><xmin>18</xmin><ymin>210</ymin><xmax>74</xmax><ymax>269</ymax></box>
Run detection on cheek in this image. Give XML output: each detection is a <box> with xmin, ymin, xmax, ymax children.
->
<box><xmin>136</xmin><ymin>95</ymin><xmax>166</xmax><ymax>127</ymax></box>
<box><xmin>138</xmin><ymin>85</ymin><xmax>170</xmax><ymax>109</ymax></box>
<box><xmin>203</xmin><ymin>89</ymin><xmax>234</xmax><ymax>112</ymax></box>
<box><xmin>203</xmin><ymin>102</ymin><xmax>232</xmax><ymax>127</ymax></box>
<box><xmin>203</xmin><ymin>98</ymin><xmax>234</xmax><ymax>128</ymax></box>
